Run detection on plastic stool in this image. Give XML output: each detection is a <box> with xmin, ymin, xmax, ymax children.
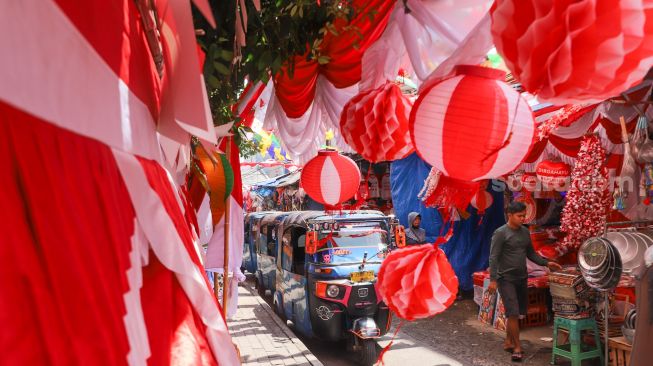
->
<box><xmin>551</xmin><ymin>316</ymin><xmax>603</xmax><ymax>366</ymax></box>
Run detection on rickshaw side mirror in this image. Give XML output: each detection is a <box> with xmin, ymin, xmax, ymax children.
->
<box><xmin>306</xmin><ymin>231</ymin><xmax>318</xmax><ymax>254</ymax></box>
<box><xmin>394</xmin><ymin>226</ymin><xmax>406</xmax><ymax>248</ymax></box>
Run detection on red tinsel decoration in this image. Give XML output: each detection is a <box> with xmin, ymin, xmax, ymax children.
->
<box><xmin>558</xmin><ymin>135</ymin><xmax>611</xmax><ymax>255</ymax></box>
<box><xmin>419</xmin><ymin>169</ymin><xmax>480</xmax><ymax>214</ymax></box>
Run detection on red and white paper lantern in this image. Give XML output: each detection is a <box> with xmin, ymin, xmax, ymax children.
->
<box><xmin>536</xmin><ymin>160</ymin><xmax>571</xmax><ymax>191</ymax></box>
<box><xmin>340</xmin><ymin>82</ymin><xmax>414</xmax><ymax>162</ymax></box>
<box><xmin>410</xmin><ymin>65</ymin><xmax>535</xmax><ymax>182</ymax></box>
<box><xmin>490</xmin><ymin>0</ymin><xmax>653</xmax><ymax>104</ymax></box>
<box><xmin>378</xmin><ymin>244</ymin><xmax>458</xmax><ymax>321</ymax></box>
<box><xmin>470</xmin><ymin>190</ymin><xmax>494</xmax><ymax>213</ymax></box>
<box><xmin>300</xmin><ymin>150</ymin><xmax>361</xmax><ymax>206</ymax></box>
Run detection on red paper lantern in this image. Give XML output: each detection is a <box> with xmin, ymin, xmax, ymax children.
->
<box><xmin>340</xmin><ymin>82</ymin><xmax>414</xmax><ymax>162</ymax></box>
<box><xmin>410</xmin><ymin>65</ymin><xmax>535</xmax><ymax>182</ymax></box>
<box><xmin>490</xmin><ymin>0</ymin><xmax>653</xmax><ymax>104</ymax></box>
<box><xmin>300</xmin><ymin>150</ymin><xmax>361</xmax><ymax>206</ymax></box>
<box><xmin>377</xmin><ymin>244</ymin><xmax>458</xmax><ymax>321</ymax></box>
<box><xmin>471</xmin><ymin>190</ymin><xmax>494</xmax><ymax>214</ymax></box>
<box><xmin>536</xmin><ymin>160</ymin><xmax>571</xmax><ymax>191</ymax></box>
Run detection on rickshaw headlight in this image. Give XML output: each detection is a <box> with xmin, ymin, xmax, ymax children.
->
<box><xmin>326</xmin><ymin>285</ymin><xmax>340</xmax><ymax>298</ymax></box>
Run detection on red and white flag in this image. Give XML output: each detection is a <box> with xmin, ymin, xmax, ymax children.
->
<box><xmin>0</xmin><ymin>1</ymin><xmax>239</xmax><ymax>364</ymax></box>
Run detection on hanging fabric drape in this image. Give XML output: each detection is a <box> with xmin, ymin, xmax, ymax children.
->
<box><xmin>272</xmin><ymin>0</ymin><xmax>395</xmax><ymax>118</ymax></box>
<box><xmin>522</xmin><ymin>82</ymin><xmax>653</xmax><ymax>169</ymax></box>
<box><xmin>360</xmin><ymin>0</ymin><xmax>492</xmax><ymax>90</ymax></box>
<box><xmin>0</xmin><ymin>0</ymin><xmax>239</xmax><ymax>364</ymax></box>
<box><xmin>0</xmin><ymin>102</ymin><xmax>237</xmax><ymax>365</ymax></box>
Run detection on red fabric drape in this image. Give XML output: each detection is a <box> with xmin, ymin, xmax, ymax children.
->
<box><xmin>273</xmin><ymin>0</ymin><xmax>395</xmax><ymax>118</ymax></box>
<box><xmin>524</xmin><ymin>139</ymin><xmax>548</xmax><ymax>163</ymax></box>
<box><xmin>598</xmin><ymin>116</ymin><xmax>637</xmax><ymax>144</ymax></box>
<box><xmin>53</xmin><ymin>0</ymin><xmax>161</xmax><ymax>119</ymax></box>
<box><xmin>0</xmin><ymin>101</ymin><xmax>221</xmax><ymax>365</ymax></box>
<box><xmin>141</xmin><ymin>252</ymin><xmax>217</xmax><ymax>366</ymax></box>
<box><xmin>137</xmin><ymin>156</ymin><xmax>219</xmax><ymax>299</ymax></box>
<box><xmin>274</xmin><ymin>56</ymin><xmax>320</xmax><ymax>118</ymax></box>
<box><xmin>0</xmin><ymin>102</ymin><xmax>134</xmax><ymax>365</ymax></box>
<box><xmin>525</xmin><ymin>115</ymin><xmax>638</xmax><ymax>163</ymax></box>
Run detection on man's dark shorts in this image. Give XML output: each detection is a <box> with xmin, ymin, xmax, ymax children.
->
<box><xmin>497</xmin><ymin>278</ymin><xmax>528</xmax><ymax>318</ymax></box>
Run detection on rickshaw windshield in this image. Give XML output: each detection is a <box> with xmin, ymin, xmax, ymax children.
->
<box><xmin>314</xmin><ymin>221</ymin><xmax>388</xmax><ymax>264</ymax></box>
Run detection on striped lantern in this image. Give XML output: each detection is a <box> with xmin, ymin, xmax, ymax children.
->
<box><xmin>300</xmin><ymin>150</ymin><xmax>361</xmax><ymax>206</ymax></box>
<box><xmin>409</xmin><ymin>65</ymin><xmax>535</xmax><ymax>182</ymax></box>
<box><xmin>470</xmin><ymin>190</ymin><xmax>493</xmax><ymax>214</ymax></box>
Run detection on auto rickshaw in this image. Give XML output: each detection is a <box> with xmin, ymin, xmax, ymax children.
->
<box><xmin>272</xmin><ymin>210</ymin><xmax>406</xmax><ymax>366</ymax></box>
<box><xmin>255</xmin><ymin>212</ymin><xmax>288</xmax><ymax>296</ymax></box>
<box><xmin>242</xmin><ymin>212</ymin><xmax>274</xmax><ymax>275</ymax></box>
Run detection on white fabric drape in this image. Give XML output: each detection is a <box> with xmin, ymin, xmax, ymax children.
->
<box><xmin>361</xmin><ymin>0</ymin><xmax>492</xmax><ymax>91</ymax></box>
<box><xmin>261</xmin><ymin>1</ymin><xmax>491</xmax><ymax>162</ymax></box>
<box><xmin>264</xmin><ymin>76</ymin><xmax>357</xmax><ymax>162</ymax></box>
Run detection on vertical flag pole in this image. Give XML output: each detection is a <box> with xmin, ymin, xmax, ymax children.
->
<box><xmin>222</xmin><ymin>137</ymin><xmax>232</xmax><ymax>318</ymax></box>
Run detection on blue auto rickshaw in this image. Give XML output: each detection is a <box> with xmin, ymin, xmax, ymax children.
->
<box><xmin>242</xmin><ymin>212</ymin><xmax>274</xmax><ymax>275</ymax></box>
<box><xmin>255</xmin><ymin>212</ymin><xmax>288</xmax><ymax>296</ymax></box>
<box><xmin>272</xmin><ymin>210</ymin><xmax>406</xmax><ymax>366</ymax></box>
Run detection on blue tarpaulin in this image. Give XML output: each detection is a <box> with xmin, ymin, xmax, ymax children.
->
<box><xmin>390</xmin><ymin>153</ymin><xmax>506</xmax><ymax>291</ymax></box>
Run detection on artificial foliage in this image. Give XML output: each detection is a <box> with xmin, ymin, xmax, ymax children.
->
<box><xmin>558</xmin><ymin>134</ymin><xmax>612</xmax><ymax>255</ymax></box>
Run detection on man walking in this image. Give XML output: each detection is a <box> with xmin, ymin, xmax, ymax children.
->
<box><xmin>488</xmin><ymin>202</ymin><xmax>561</xmax><ymax>362</ymax></box>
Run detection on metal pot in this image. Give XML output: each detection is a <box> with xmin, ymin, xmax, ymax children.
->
<box><xmin>603</xmin><ymin>232</ymin><xmax>651</xmax><ymax>273</ymax></box>
<box><xmin>579</xmin><ymin>238</ymin><xmax>623</xmax><ymax>290</ymax></box>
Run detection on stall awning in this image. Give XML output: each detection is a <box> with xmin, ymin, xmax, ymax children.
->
<box><xmin>253</xmin><ymin>170</ymin><xmax>301</xmax><ymax>188</ymax></box>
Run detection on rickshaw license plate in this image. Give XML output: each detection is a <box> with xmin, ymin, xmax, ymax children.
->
<box><xmin>350</xmin><ymin>270</ymin><xmax>374</xmax><ymax>283</ymax></box>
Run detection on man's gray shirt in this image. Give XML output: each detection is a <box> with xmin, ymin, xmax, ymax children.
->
<box><xmin>489</xmin><ymin>224</ymin><xmax>549</xmax><ymax>282</ymax></box>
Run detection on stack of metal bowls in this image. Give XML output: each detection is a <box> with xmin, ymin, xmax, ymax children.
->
<box><xmin>578</xmin><ymin>237</ymin><xmax>623</xmax><ymax>290</ymax></box>
<box><xmin>603</xmin><ymin>232</ymin><xmax>652</xmax><ymax>273</ymax></box>
<box><xmin>622</xmin><ymin>309</ymin><xmax>637</xmax><ymax>344</ymax></box>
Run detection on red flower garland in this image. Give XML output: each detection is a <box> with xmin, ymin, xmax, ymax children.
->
<box><xmin>558</xmin><ymin>135</ymin><xmax>611</xmax><ymax>255</ymax></box>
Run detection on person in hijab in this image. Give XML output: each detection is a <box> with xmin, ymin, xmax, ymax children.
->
<box><xmin>406</xmin><ymin>212</ymin><xmax>426</xmax><ymax>245</ymax></box>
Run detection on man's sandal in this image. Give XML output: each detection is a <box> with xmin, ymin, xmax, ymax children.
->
<box><xmin>511</xmin><ymin>351</ymin><xmax>523</xmax><ymax>362</ymax></box>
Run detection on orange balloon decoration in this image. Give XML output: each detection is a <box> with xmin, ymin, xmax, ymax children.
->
<box><xmin>340</xmin><ymin>82</ymin><xmax>414</xmax><ymax>162</ymax></box>
<box><xmin>377</xmin><ymin>244</ymin><xmax>458</xmax><ymax>321</ymax></box>
<box><xmin>490</xmin><ymin>0</ymin><xmax>653</xmax><ymax>104</ymax></box>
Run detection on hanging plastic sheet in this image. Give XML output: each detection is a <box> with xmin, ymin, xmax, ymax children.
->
<box><xmin>390</xmin><ymin>153</ymin><xmax>506</xmax><ymax>290</ymax></box>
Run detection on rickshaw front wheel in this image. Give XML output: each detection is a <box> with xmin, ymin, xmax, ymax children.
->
<box><xmin>358</xmin><ymin>339</ymin><xmax>377</xmax><ymax>366</ymax></box>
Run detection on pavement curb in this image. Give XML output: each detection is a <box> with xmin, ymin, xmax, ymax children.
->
<box><xmin>240</xmin><ymin>282</ymin><xmax>324</xmax><ymax>366</ymax></box>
